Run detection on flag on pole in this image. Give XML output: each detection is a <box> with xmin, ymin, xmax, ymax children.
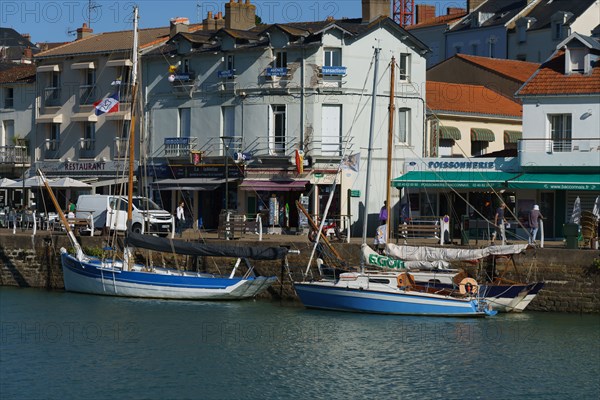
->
<box><xmin>295</xmin><ymin>149</ymin><xmax>304</xmax><ymax>174</ymax></box>
<box><xmin>93</xmin><ymin>92</ymin><xmax>119</xmax><ymax>116</ymax></box>
<box><xmin>341</xmin><ymin>153</ymin><xmax>360</xmax><ymax>172</ymax></box>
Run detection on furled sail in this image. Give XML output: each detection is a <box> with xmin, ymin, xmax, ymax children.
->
<box><xmin>127</xmin><ymin>232</ymin><xmax>289</xmax><ymax>260</ymax></box>
<box><xmin>385</xmin><ymin>243</ymin><xmax>528</xmax><ymax>262</ymax></box>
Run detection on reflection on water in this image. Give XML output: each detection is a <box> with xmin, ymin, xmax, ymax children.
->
<box><xmin>1</xmin><ymin>287</ymin><xmax>598</xmax><ymax>400</ymax></box>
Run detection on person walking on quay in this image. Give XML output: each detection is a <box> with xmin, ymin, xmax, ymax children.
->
<box><xmin>528</xmin><ymin>204</ymin><xmax>544</xmax><ymax>245</ymax></box>
<box><xmin>491</xmin><ymin>203</ymin><xmax>507</xmax><ymax>245</ymax></box>
<box><xmin>379</xmin><ymin>201</ymin><xmax>388</xmax><ymax>226</ymax></box>
<box><xmin>176</xmin><ymin>201</ymin><xmax>185</xmax><ymax>237</ymax></box>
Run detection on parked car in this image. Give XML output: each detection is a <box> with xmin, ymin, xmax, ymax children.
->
<box><xmin>76</xmin><ymin>195</ymin><xmax>174</xmax><ymax>236</ymax></box>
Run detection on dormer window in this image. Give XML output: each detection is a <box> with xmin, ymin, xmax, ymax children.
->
<box><xmin>567</xmin><ymin>47</ymin><xmax>587</xmax><ymax>74</ymax></box>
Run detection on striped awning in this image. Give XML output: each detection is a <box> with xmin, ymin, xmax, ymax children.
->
<box><xmin>504</xmin><ymin>130</ymin><xmax>522</xmax><ymax>143</ymax></box>
<box><xmin>471</xmin><ymin>128</ymin><xmax>495</xmax><ymax>142</ymax></box>
<box><xmin>439</xmin><ymin>126</ymin><xmax>461</xmax><ymax>140</ymax></box>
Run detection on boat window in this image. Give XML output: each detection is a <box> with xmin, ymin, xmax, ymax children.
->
<box><xmin>132</xmin><ymin>198</ymin><xmax>163</xmax><ymax>211</ymax></box>
<box><xmin>368</xmin><ymin>278</ymin><xmax>391</xmax><ymax>284</ymax></box>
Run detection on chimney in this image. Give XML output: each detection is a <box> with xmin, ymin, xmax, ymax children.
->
<box><xmin>361</xmin><ymin>0</ymin><xmax>390</xmax><ymax>24</ymax></box>
<box><xmin>416</xmin><ymin>4</ymin><xmax>436</xmax><ymax>24</ymax></box>
<box><xmin>170</xmin><ymin>17</ymin><xmax>189</xmax><ymax>38</ymax></box>
<box><xmin>215</xmin><ymin>12</ymin><xmax>225</xmax><ymax>30</ymax></box>
<box><xmin>22</xmin><ymin>33</ymin><xmax>31</xmax><ymax>42</ymax></box>
<box><xmin>467</xmin><ymin>0</ymin><xmax>486</xmax><ymax>13</ymax></box>
<box><xmin>225</xmin><ymin>0</ymin><xmax>256</xmax><ymax>31</ymax></box>
<box><xmin>76</xmin><ymin>23</ymin><xmax>93</xmax><ymax>40</ymax></box>
<box><xmin>203</xmin><ymin>11</ymin><xmax>217</xmax><ymax>30</ymax></box>
<box><xmin>447</xmin><ymin>7</ymin><xmax>466</xmax><ymax>16</ymax></box>
<box><xmin>23</xmin><ymin>47</ymin><xmax>33</xmax><ymax>60</ymax></box>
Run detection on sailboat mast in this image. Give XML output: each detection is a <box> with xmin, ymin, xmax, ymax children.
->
<box><xmin>126</xmin><ymin>6</ymin><xmax>139</xmax><ymax>229</ymax></box>
<box><xmin>385</xmin><ymin>57</ymin><xmax>395</xmax><ymax>243</ymax></box>
<box><xmin>361</xmin><ymin>47</ymin><xmax>380</xmax><ymax>246</ymax></box>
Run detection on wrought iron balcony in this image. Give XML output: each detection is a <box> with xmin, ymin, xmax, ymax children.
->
<box><xmin>79</xmin><ymin>138</ymin><xmax>96</xmax><ymax>159</ymax></box>
<box><xmin>44</xmin><ymin>139</ymin><xmax>60</xmax><ymax>159</ymax></box>
<box><xmin>0</xmin><ymin>146</ymin><xmax>29</xmax><ymax>164</ymax></box>
<box><xmin>79</xmin><ymin>85</ymin><xmax>97</xmax><ymax>105</ymax></box>
<box><xmin>43</xmin><ymin>87</ymin><xmax>61</xmax><ymax>107</ymax></box>
<box><xmin>164</xmin><ymin>137</ymin><xmax>198</xmax><ymax>158</ymax></box>
<box><xmin>519</xmin><ymin>137</ymin><xmax>600</xmax><ymax>170</ymax></box>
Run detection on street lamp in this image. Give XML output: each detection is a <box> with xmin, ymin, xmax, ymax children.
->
<box><xmin>220</xmin><ymin>136</ymin><xmax>235</xmax><ymax>212</ymax></box>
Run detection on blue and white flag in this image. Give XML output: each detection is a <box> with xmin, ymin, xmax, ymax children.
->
<box><xmin>93</xmin><ymin>92</ymin><xmax>119</xmax><ymax>116</ymax></box>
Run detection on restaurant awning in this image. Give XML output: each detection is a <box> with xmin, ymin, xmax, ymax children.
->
<box><xmin>504</xmin><ymin>130</ymin><xmax>522</xmax><ymax>144</ymax></box>
<box><xmin>392</xmin><ymin>171</ymin><xmax>517</xmax><ymax>189</ymax></box>
<box><xmin>153</xmin><ymin>178</ymin><xmax>229</xmax><ymax>191</ymax></box>
<box><xmin>239</xmin><ymin>180</ymin><xmax>309</xmax><ymax>192</ymax></box>
<box><xmin>471</xmin><ymin>128</ymin><xmax>495</xmax><ymax>142</ymax></box>
<box><xmin>439</xmin><ymin>126</ymin><xmax>461</xmax><ymax>140</ymax></box>
<box><xmin>507</xmin><ymin>173</ymin><xmax>600</xmax><ymax>191</ymax></box>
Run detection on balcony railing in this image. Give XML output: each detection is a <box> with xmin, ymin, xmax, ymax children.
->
<box><xmin>164</xmin><ymin>137</ymin><xmax>198</xmax><ymax>158</ymax></box>
<box><xmin>118</xmin><ymin>83</ymin><xmax>133</xmax><ymax>103</ymax></box>
<box><xmin>4</xmin><ymin>97</ymin><xmax>14</xmax><ymax>109</ymax></box>
<box><xmin>0</xmin><ymin>146</ymin><xmax>29</xmax><ymax>164</ymax></box>
<box><xmin>318</xmin><ymin>66</ymin><xmax>347</xmax><ymax>88</ymax></box>
<box><xmin>243</xmin><ymin>136</ymin><xmax>299</xmax><ymax>157</ymax></box>
<box><xmin>518</xmin><ymin>137</ymin><xmax>600</xmax><ymax>154</ymax></box>
<box><xmin>79</xmin><ymin>138</ymin><xmax>95</xmax><ymax>159</ymax></box>
<box><xmin>79</xmin><ymin>85</ymin><xmax>97</xmax><ymax>105</ymax></box>
<box><xmin>43</xmin><ymin>87</ymin><xmax>61</xmax><ymax>107</ymax></box>
<box><xmin>44</xmin><ymin>139</ymin><xmax>60</xmax><ymax>159</ymax></box>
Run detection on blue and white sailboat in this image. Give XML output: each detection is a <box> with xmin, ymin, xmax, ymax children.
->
<box><xmin>40</xmin><ymin>7</ymin><xmax>287</xmax><ymax>301</ymax></box>
<box><xmin>293</xmin><ymin>49</ymin><xmax>495</xmax><ymax>317</ymax></box>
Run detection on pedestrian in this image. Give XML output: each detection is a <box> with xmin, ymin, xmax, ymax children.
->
<box><xmin>528</xmin><ymin>204</ymin><xmax>544</xmax><ymax>245</ymax></box>
<box><xmin>68</xmin><ymin>199</ymin><xmax>76</xmax><ymax>215</ymax></box>
<box><xmin>379</xmin><ymin>201</ymin><xmax>388</xmax><ymax>225</ymax></box>
<box><xmin>176</xmin><ymin>201</ymin><xmax>185</xmax><ymax>237</ymax></box>
<box><xmin>491</xmin><ymin>203</ymin><xmax>507</xmax><ymax>244</ymax></box>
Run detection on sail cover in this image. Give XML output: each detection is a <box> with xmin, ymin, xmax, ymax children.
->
<box><xmin>126</xmin><ymin>232</ymin><xmax>289</xmax><ymax>260</ymax></box>
<box><xmin>385</xmin><ymin>243</ymin><xmax>528</xmax><ymax>262</ymax></box>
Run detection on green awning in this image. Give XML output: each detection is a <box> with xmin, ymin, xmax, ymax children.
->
<box><xmin>507</xmin><ymin>173</ymin><xmax>600</xmax><ymax>190</ymax></box>
<box><xmin>504</xmin><ymin>130</ymin><xmax>522</xmax><ymax>144</ymax></box>
<box><xmin>471</xmin><ymin>128</ymin><xmax>495</xmax><ymax>142</ymax></box>
<box><xmin>392</xmin><ymin>171</ymin><xmax>517</xmax><ymax>189</ymax></box>
<box><xmin>439</xmin><ymin>126</ymin><xmax>461</xmax><ymax>140</ymax></box>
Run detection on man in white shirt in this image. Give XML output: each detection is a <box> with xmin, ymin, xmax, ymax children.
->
<box><xmin>176</xmin><ymin>201</ymin><xmax>185</xmax><ymax>237</ymax></box>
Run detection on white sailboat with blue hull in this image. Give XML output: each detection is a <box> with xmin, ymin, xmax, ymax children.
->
<box><xmin>41</xmin><ymin>6</ymin><xmax>289</xmax><ymax>301</ymax></box>
<box><xmin>293</xmin><ymin>48</ymin><xmax>495</xmax><ymax>317</ymax></box>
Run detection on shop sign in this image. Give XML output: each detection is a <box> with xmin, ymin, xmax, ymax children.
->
<box><xmin>350</xmin><ymin>190</ymin><xmax>361</xmax><ymax>197</ymax></box>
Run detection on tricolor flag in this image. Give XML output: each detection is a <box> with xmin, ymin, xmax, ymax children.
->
<box><xmin>93</xmin><ymin>92</ymin><xmax>119</xmax><ymax>116</ymax></box>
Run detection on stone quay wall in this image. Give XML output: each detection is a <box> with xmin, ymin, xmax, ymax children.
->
<box><xmin>1</xmin><ymin>233</ymin><xmax>598</xmax><ymax>313</ymax></box>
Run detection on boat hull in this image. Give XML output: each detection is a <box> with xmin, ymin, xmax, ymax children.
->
<box><xmin>294</xmin><ymin>282</ymin><xmax>489</xmax><ymax>317</ymax></box>
<box><xmin>61</xmin><ymin>253</ymin><xmax>276</xmax><ymax>300</ymax></box>
<box><xmin>413</xmin><ymin>276</ymin><xmax>544</xmax><ymax>313</ymax></box>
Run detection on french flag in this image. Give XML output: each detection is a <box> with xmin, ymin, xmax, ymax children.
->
<box><xmin>93</xmin><ymin>92</ymin><xmax>119</xmax><ymax>116</ymax></box>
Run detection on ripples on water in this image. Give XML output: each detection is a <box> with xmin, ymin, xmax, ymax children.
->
<box><xmin>1</xmin><ymin>287</ymin><xmax>598</xmax><ymax>400</ymax></box>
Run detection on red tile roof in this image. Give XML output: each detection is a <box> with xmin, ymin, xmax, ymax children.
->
<box><xmin>427</xmin><ymin>81</ymin><xmax>522</xmax><ymax>118</ymax></box>
<box><xmin>0</xmin><ymin>64</ymin><xmax>36</xmax><ymax>84</ymax></box>
<box><xmin>406</xmin><ymin>13</ymin><xmax>466</xmax><ymax>30</ymax></box>
<box><xmin>455</xmin><ymin>54</ymin><xmax>540</xmax><ymax>83</ymax></box>
<box><xmin>517</xmin><ymin>51</ymin><xmax>600</xmax><ymax>96</ymax></box>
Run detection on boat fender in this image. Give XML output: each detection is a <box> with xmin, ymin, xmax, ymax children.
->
<box><xmin>459</xmin><ymin>278</ymin><xmax>478</xmax><ymax>295</ymax></box>
<box><xmin>397</xmin><ymin>272</ymin><xmax>415</xmax><ymax>290</ymax></box>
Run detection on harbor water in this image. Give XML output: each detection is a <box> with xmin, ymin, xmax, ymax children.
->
<box><xmin>1</xmin><ymin>287</ymin><xmax>598</xmax><ymax>400</ymax></box>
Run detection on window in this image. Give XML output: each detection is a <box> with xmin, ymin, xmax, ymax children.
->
<box><xmin>46</xmin><ymin>123</ymin><xmax>60</xmax><ymax>158</ymax></box>
<box><xmin>4</xmin><ymin>87</ymin><xmax>14</xmax><ymax>108</ymax></box>
<box><xmin>550</xmin><ymin>114</ymin><xmax>572</xmax><ymax>152</ymax></box>
<box><xmin>226</xmin><ymin>54</ymin><xmax>235</xmax><ymax>71</ymax></box>
<box><xmin>552</xmin><ymin>22</ymin><xmax>562</xmax><ymax>40</ymax></box>
<box><xmin>568</xmin><ymin>48</ymin><xmax>586</xmax><ymax>74</ymax></box>
<box><xmin>80</xmin><ymin>69</ymin><xmax>96</xmax><ymax>104</ymax></box>
<box><xmin>471</xmin><ymin>43</ymin><xmax>478</xmax><ymax>55</ymax></box>
<box><xmin>399</xmin><ymin>53</ymin><xmax>410</xmax><ymax>81</ymax></box>
<box><xmin>518</xmin><ymin>25</ymin><xmax>527</xmax><ymax>43</ymax></box>
<box><xmin>222</xmin><ymin>106</ymin><xmax>235</xmax><ymax>137</ymax></box>
<box><xmin>81</xmin><ymin>122</ymin><xmax>95</xmax><ymax>158</ymax></box>
<box><xmin>488</xmin><ymin>37</ymin><xmax>496</xmax><ymax>58</ymax></box>
<box><xmin>274</xmin><ymin>51</ymin><xmax>287</xmax><ymax>68</ymax></box>
<box><xmin>397</xmin><ymin>108</ymin><xmax>410</xmax><ymax>144</ymax></box>
<box><xmin>179</xmin><ymin>108</ymin><xmax>191</xmax><ymax>137</ymax></box>
<box><xmin>44</xmin><ymin>71</ymin><xmax>61</xmax><ymax>106</ymax></box>
<box><xmin>182</xmin><ymin>58</ymin><xmax>190</xmax><ymax>73</ymax></box>
<box><xmin>324</xmin><ymin>48</ymin><xmax>341</xmax><ymax>67</ymax></box>
<box><xmin>471</xmin><ymin>141</ymin><xmax>489</xmax><ymax>156</ymax></box>
<box><xmin>439</xmin><ymin>139</ymin><xmax>454</xmax><ymax>157</ymax></box>
<box><xmin>270</xmin><ymin>105</ymin><xmax>286</xmax><ymax>155</ymax></box>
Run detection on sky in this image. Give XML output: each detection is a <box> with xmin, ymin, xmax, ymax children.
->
<box><xmin>1</xmin><ymin>0</ymin><xmax>467</xmax><ymax>44</ymax></box>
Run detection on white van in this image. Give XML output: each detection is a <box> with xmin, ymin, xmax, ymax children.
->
<box><xmin>76</xmin><ymin>195</ymin><xmax>174</xmax><ymax>236</ymax></box>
